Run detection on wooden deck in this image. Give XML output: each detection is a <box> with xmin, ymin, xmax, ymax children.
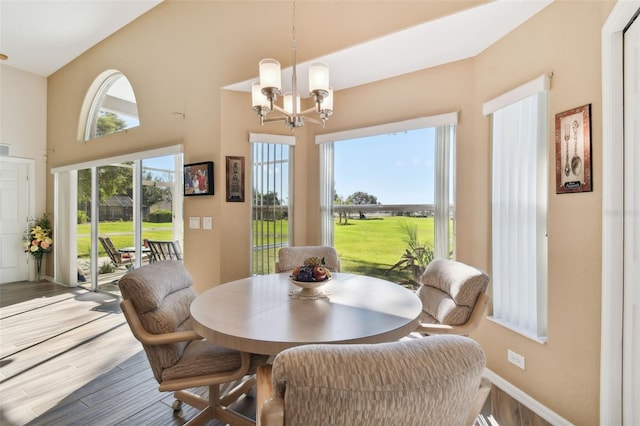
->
<box><xmin>0</xmin><ymin>280</ymin><xmax>254</xmax><ymax>426</ymax></box>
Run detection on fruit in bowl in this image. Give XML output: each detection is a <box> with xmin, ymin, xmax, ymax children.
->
<box><xmin>290</xmin><ymin>257</ymin><xmax>332</xmax><ymax>282</ymax></box>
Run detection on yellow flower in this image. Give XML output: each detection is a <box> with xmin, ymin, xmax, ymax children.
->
<box><xmin>24</xmin><ymin>213</ymin><xmax>53</xmax><ymax>257</ymax></box>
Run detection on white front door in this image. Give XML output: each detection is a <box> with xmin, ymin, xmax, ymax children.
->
<box><xmin>623</xmin><ymin>13</ymin><xmax>639</xmax><ymax>425</ymax></box>
<box><xmin>0</xmin><ymin>159</ymin><xmax>31</xmax><ymax>283</ymax></box>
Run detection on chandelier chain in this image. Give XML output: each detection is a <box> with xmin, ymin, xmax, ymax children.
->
<box><xmin>290</xmin><ymin>0</ymin><xmax>298</xmax><ymax>113</ymax></box>
<box><xmin>291</xmin><ymin>0</ymin><xmax>297</xmax><ymax>52</ymax></box>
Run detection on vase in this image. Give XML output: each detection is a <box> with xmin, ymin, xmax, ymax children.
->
<box><xmin>35</xmin><ymin>256</ymin><xmax>43</xmax><ymax>281</ymax></box>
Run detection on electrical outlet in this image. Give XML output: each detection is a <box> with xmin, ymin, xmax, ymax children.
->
<box><xmin>507</xmin><ymin>349</ymin><xmax>525</xmax><ymax>370</ymax></box>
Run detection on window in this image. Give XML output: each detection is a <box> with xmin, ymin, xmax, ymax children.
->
<box><xmin>317</xmin><ymin>114</ymin><xmax>456</xmax><ymax>282</ymax></box>
<box><xmin>250</xmin><ymin>133</ymin><xmax>294</xmax><ymax>275</ymax></box>
<box><xmin>79</xmin><ymin>70</ymin><xmax>139</xmax><ymax>141</ymax></box>
<box><xmin>51</xmin><ymin>146</ymin><xmax>183</xmax><ymax>290</ymax></box>
<box><xmin>484</xmin><ymin>74</ymin><xmax>549</xmax><ymax>341</ymax></box>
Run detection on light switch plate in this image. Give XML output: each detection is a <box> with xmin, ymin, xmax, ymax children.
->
<box><xmin>189</xmin><ymin>216</ymin><xmax>201</xmax><ymax>229</ymax></box>
<box><xmin>203</xmin><ymin>217</ymin><xmax>212</xmax><ymax>230</ymax></box>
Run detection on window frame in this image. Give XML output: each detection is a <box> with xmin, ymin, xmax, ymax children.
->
<box><xmin>316</xmin><ymin>113</ymin><xmax>458</xmax><ymax>258</ymax></box>
<box><xmin>249</xmin><ymin>133</ymin><xmax>295</xmax><ymax>275</ymax></box>
<box><xmin>78</xmin><ymin>70</ymin><xmax>140</xmax><ymax>142</ymax></box>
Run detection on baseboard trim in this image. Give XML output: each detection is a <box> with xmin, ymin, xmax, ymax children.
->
<box><xmin>484</xmin><ymin>368</ymin><xmax>574</xmax><ymax>426</ymax></box>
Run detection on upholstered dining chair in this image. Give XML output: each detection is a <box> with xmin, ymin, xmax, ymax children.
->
<box><xmin>118</xmin><ymin>260</ymin><xmax>268</xmax><ymax>425</ymax></box>
<box><xmin>145</xmin><ymin>239</ymin><xmax>183</xmax><ymax>262</ymax></box>
<box><xmin>256</xmin><ymin>335</ymin><xmax>491</xmax><ymax>426</ymax></box>
<box><xmin>275</xmin><ymin>246</ymin><xmax>340</xmax><ymax>273</ymax></box>
<box><xmin>414</xmin><ymin>258</ymin><xmax>490</xmax><ymax>336</ymax></box>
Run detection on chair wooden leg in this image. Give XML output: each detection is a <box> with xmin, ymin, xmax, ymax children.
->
<box><xmin>256</xmin><ymin>365</ymin><xmax>274</xmax><ymax>426</ymax></box>
<box><xmin>211</xmin><ymin>383</ymin><xmax>256</xmax><ymax>426</ymax></box>
<box><xmin>220</xmin><ymin>376</ymin><xmax>257</xmax><ymax>406</ymax></box>
<box><xmin>184</xmin><ymin>406</ymin><xmax>214</xmax><ymax>426</ymax></box>
<box><xmin>174</xmin><ymin>390</ymin><xmax>208</xmax><ymax>410</ymax></box>
<box><xmin>214</xmin><ymin>406</ymin><xmax>256</xmax><ymax>426</ymax></box>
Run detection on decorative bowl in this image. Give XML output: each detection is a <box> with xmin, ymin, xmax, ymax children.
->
<box><xmin>289</xmin><ymin>277</ymin><xmax>331</xmax><ymax>298</ymax></box>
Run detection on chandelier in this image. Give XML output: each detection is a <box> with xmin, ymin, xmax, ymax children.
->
<box><xmin>251</xmin><ymin>1</ymin><xmax>333</xmax><ymax>130</ymax></box>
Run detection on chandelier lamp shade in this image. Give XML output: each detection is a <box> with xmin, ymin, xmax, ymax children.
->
<box><xmin>251</xmin><ymin>2</ymin><xmax>333</xmax><ymax>129</ymax></box>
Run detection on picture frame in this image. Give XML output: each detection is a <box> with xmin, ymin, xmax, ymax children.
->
<box><xmin>226</xmin><ymin>156</ymin><xmax>245</xmax><ymax>202</ymax></box>
<box><xmin>184</xmin><ymin>161</ymin><xmax>214</xmax><ymax>196</ymax></box>
<box><xmin>555</xmin><ymin>104</ymin><xmax>592</xmax><ymax>194</ymax></box>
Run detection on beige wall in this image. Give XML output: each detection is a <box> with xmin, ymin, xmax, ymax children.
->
<box><xmin>0</xmin><ymin>65</ymin><xmax>48</xmax><ymax>216</ymax></box>
<box><xmin>45</xmin><ymin>1</ymin><xmax>617</xmax><ymax>424</ymax></box>
<box><xmin>472</xmin><ymin>2</ymin><xmax>613</xmax><ymax>424</ymax></box>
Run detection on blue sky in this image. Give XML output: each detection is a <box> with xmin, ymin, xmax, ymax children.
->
<box><xmin>334</xmin><ymin>128</ymin><xmax>436</xmax><ymax>205</ymax></box>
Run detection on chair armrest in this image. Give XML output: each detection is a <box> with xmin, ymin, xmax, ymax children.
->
<box><xmin>466</xmin><ymin>376</ymin><xmax>491</xmax><ymax>426</ymax></box>
<box><xmin>416</xmin><ymin>292</ymin><xmax>489</xmax><ymax>336</ymax></box>
<box><xmin>120</xmin><ymin>299</ymin><xmax>202</xmax><ymax>345</ymax></box>
<box><xmin>260</xmin><ymin>398</ymin><xmax>284</xmax><ymax>426</ymax></box>
<box><xmin>256</xmin><ymin>364</ymin><xmax>284</xmax><ymax>426</ymax></box>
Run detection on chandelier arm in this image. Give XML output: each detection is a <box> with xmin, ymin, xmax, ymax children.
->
<box><xmin>303</xmin><ymin>116</ymin><xmax>322</xmax><ymax>125</ymax></box>
<box><xmin>271</xmin><ymin>104</ymin><xmax>293</xmax><ymax>118</ymax></box>
<box><xmin>263</xmin><ymin>116</ymin><xmax>290</xmax><ymax>124</ymax></box>
<box><xmin>298</xmin><ymin>106</ymin><xmax>318</xmax><ymax>116</ymax></box>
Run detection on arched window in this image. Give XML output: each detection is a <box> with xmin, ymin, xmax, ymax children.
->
<box><xmin>78</xmin><ymin>70</ymin><xmax>139</xmax><ymax>141</ymax></box>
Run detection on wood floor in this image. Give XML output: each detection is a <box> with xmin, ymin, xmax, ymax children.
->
<box><xmin>0</xmin><ymin>280</ymin><xmax>255</xmax><ymax>426</ymax></box>
<box><xmin>0</xmin><ymin>279</ymin><xmax>552</xmax><ymax>426</ymax></box>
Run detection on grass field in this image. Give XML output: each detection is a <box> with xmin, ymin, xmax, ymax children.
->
<box><xmin>334</xmin><ymin>215</ymin><xmax>435</xmax><ymax>283</ymax></box>
<box><xmin>78</xmin><ymin>216</ymin><xmax>437</xmax><ymax>285</ymax></box>
<box><xmin>77</xmin><ymin>221</ymin><xmax>174</xmax><ymax>257</ymax></box>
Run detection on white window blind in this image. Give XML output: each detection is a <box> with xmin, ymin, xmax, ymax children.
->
<box><xmin>435</xmin><ymin>125</ymin><xmax>455</xmax><ymax>259</ymax></box>
<box><xmin>487</xmin><ymin>79</ymin><xmax>548</xmax><ymax>341</ymax></box>
<box><xmin>319</xmin><ymin>142</ymin><xmax>334</xmax><ymax>246</ymax></box>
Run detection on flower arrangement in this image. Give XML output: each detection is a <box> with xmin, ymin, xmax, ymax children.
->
<box><xmin>24</xmin><ymin>213</ymin><xmax>53</xmax><ymax>258</ymax></box>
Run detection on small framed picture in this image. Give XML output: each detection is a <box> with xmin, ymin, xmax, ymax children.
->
<box><xmin>555</xmin><ymin>104</ymin><xmax>592</xmax><ymax>194</ymax></box>
<box><xmin>184</xmin><ymin>161</ymin><xmax>214</xmax><ymax>196</ymax></box>
<box><xmin>226</xmin><ymin>156</ymin><xmax>245</xmax><ymax>202</ymax></box>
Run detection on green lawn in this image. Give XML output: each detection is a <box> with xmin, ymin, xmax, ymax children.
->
<box><xmin>334</xmin><ymin>216</ymin><xmax>435</xmax><ymax>283</ymax></box>
<box><xmin>77</xmin><ymin>221</ymin><xmax>174</xmax><ymax>257</ymax></box>
<box><xmin>80</xmin><ymin>216</ymin><xmax>436</xmax><ymax>285</ymax></box>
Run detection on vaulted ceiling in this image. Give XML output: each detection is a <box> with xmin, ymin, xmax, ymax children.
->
<box><xmin>1</xmin><ymin>0</ymin><xmax>552</xmax><ymax>92</ymax></box>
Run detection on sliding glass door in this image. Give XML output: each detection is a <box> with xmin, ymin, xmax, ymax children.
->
<box><xmin>52</xmin><ymin>146</ymin><xmax>183</xmax><ymax>291</ymax></box>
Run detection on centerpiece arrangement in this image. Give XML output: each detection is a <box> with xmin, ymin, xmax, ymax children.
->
<box><xmin>289</xmin><ymin>257</ymin><xmax>332</xmax><ymax>299</ymax></box>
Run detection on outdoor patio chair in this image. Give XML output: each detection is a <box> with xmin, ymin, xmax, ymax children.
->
<box><xmin>145</xmin><ymin>239</ymin><xmax>183</xmax><ymax>262</ymax></box>
<box><xmin>99</xmin><ymin>236</ymin><xmax>135</xmax><ymax>269</ymax></box>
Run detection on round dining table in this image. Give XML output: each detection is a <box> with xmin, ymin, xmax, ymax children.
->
<box><xmin>190</xmin><ymin>272</ymin><xmax>422</xmax><ymax>355</ymax></box>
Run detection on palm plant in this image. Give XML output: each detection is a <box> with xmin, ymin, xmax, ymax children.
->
<box><xmin>387</xmin><ymin>221</ymin><xmax>434</xmax><ymax>289</ymax></box>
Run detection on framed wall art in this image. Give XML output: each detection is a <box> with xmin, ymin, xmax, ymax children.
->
<box><xmin>555</xmin><ymin>104</ymin><xmax>592</xmax><ymax>194</ymax></box>
<box><xmin>184</xmin><ymin>161</ymin><xmax>214</xmax><ymax>196</ymax></box>
<box><xmin>226</xmin><ymin>156</ymin><xmax>245</xmax><ymax>202</ymax></box>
